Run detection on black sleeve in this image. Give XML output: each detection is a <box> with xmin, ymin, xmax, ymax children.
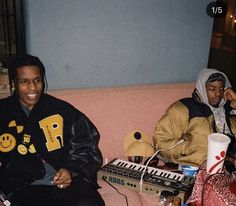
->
<box><xmin>64</xmin><ymin>113</ymin><xmax>103</xmax><ymax>184</ymax></box>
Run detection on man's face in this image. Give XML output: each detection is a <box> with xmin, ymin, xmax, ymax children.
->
<box><xmin>206</xmin><ymin>80</ymin><xmax>225</xmax><ymax>107</ymax></box>
<box><xmin>15</xmin><ymin>65</ymin><xmax>43</xmax><ymax>110</ymax></box>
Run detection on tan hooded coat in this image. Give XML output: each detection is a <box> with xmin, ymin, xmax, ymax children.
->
<box><xmin>154</xmin><ymin>68</ymin><xmax>236</xmax><ymax>167</ymax></box>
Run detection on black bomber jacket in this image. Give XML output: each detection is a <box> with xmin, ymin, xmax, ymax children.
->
<box><xmin>0</xmin><ymin>93</ymin><xmax>103</xmax><ymax>194</ymax></box>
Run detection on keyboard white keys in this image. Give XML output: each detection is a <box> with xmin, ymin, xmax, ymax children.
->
<box><xmin>112</xmin><ymin>159</ymin><xmax>185</xmax><ymax>181</ymax></box>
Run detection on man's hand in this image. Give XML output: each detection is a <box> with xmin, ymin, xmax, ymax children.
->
<box><xmin>224</xmin><ymin>88</ymin><xmax>236</xmax><ymax>101</ymax></box>
<box><xmin>53</xmin><ymin>168</ymin><xmax>72</xmax><ymax>189</ymax></box>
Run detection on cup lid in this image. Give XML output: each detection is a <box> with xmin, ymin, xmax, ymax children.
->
<box><xmin>208</xmin><ymin>133</ymin><xmax>231</xmax><ymax>143</ymax></box>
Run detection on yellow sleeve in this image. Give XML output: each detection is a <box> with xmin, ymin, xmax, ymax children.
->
<box><xmin>153</xmin><ymin>101</ymin><xmax>189</xmax><ymax>161</ymax></box>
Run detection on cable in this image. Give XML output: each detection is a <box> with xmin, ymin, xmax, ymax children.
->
<box><xmin>139</xmin><ymin>139</ymin><xmax>185</xmax><ymax>193</ymax></box>
<box><xmin>102</xmin><ymin>176</ymin><xmax>129</xmax><ymax>206</ymax></box>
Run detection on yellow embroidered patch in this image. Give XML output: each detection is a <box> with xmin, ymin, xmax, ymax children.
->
<box><xmin>0</xmin><ymin>133</ymin><xmax>16</xmax><ymax>152</ymax></box>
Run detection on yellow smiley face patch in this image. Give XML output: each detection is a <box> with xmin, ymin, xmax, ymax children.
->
<box><xmin>0</xmin><ymin>133</ymin><xmax>16</xmax><ymax>152</ymax></box>
<box><xmin>17</xmin><ymin>144</ymin><xmax>28</xmax><ymax>155</ymax></box>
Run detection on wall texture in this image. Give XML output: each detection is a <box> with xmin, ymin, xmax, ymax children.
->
<box><xmin>25</xmin><ymin>0</ymin><xmax>213</xmax><ymax>90</ymax></box>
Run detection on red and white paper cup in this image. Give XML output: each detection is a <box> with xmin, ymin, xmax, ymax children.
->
<box><xmin>206</xmin><ymin>133</ymin><xmax>231</xmax><ymax>174</ymax></box>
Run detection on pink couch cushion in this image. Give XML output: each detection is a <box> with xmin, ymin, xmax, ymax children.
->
<box><xmin>49</xmin><ymin>83</ymin><xmax>195</xmax><ymax>160</ymax></box>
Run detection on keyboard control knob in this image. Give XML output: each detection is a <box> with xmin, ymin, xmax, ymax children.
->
<box><xmin>163</xmin><ymin>181</ymin><xmax>171</xmax><ymax>186</ymax></box>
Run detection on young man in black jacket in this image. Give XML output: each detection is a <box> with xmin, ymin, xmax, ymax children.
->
<box><xmin>0</xmin><ymin>55</ymin><xmax>105</xmax><ymax>206</ymax></box>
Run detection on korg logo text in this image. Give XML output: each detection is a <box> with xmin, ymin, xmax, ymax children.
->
<box><xmin>109</xmin><ymin>176</ymin><xmax>125</xmax><ymax>185</ymax></box>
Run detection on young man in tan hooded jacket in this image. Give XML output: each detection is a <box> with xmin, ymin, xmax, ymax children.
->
<box><xmin>154</xmin><ymin>68</ymin><xmax>236</xmax><ymax>167</ymax></box>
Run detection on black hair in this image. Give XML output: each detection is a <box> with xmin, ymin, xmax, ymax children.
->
<box><xmin>8</xmin><ymin>54</ymin><xmax>48</xmax><ymax>94</ymax></box>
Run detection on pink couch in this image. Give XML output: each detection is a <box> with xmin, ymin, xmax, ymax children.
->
<box><xmin>48</xmin><ymin>82</ymin><xmax>195</xmax><ymax>206</ymax></box>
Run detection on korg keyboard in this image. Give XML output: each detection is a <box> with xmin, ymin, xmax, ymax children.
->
<box><xmin>97</xmin><ymin>158</ymin><xmax>195</xmax><ymax>202</ymax></box>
